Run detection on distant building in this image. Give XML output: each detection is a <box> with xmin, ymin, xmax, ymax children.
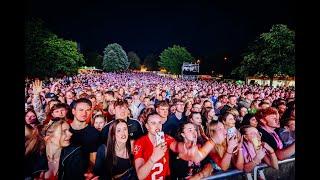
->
<box><xmin>246</xmin><ymin>75</ymin><xmax>295</xmax><ymax>87</ymax></box>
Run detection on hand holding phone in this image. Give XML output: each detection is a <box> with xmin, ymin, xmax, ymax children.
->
<box><xmin>156</xmin><ymin>131</ymin><xmax>165</xmax><ymax>146</ymax></box>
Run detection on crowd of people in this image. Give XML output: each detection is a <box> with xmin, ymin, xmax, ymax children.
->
<box><xmin>25</xmin><ymin>72</ymin><xmax>295</xmax><ymax>180</ymax></box>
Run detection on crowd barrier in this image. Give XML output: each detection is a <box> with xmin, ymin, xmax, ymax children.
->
<box><xmin>203</xmin><ymin>157</ymin><xmax>295</xmax><ymax>180</ymax></box>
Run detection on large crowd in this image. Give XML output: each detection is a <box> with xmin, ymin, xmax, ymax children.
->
<box><xmin>25</xmin><ymin>72</ymin><xmax>295</xmax><ymax>180</ymax></box>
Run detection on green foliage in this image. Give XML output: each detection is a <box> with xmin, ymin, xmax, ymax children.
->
<box><xmin>232</xmin><ymin>24</ymin><xmax>295</xmax><ymax>82</ymax></box>
<box><xmin>143</xmin><ymin>53</ymin><xmax>159</xmax><ymax>71</ymax></box>
<box><xmin>127</xmin><ymin>51</ymin><xmax>141</xmax><ymax>70</ymax></box>
<box><xmin>158</xmin><ymin>45</ymin><xmax>194</xmax><ymax>74</ymax></box>
<box><xmin>25</xmin><ymin>18</ymin><xmax>85</xmax><ymax>77</ymax></box>
<box><xmin>86</xmin><ymin>52</ymin><xmax>103</xmax><ymax>69</ymax></box>
<box><xmin>102</xmin><ymin>43</ymin><xmax>129</xmax><ymax>72</ymax></box>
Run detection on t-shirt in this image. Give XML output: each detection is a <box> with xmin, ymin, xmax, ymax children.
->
<box><xmin>133</xmin><ymin>134</ymin><xmax>175</xmax><ymax>180</ymax></box>
<box><xmin>170</xmin><ymin>148</ymin><xmax>212</xmax><ymax>179</ymax></box>
<box><xmin>70</xmin><ymin>125</ymin><xmax>102</xmax><ymax>169</ymax></box>
<box><xmin>163</xmin><ymin>114</ymin><xmax>186</xmax><ymax>137</ymax></box>
<box><xmin>257</xmin><ymin>126</ymin><xmax>283</xmax><ymax>151</ymax></box>
<box><xmin>101</xmin><ymin>118</ymin><xmax>144</xmax><ymax>140</ymax></box>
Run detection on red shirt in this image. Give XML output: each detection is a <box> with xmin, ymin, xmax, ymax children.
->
<box><xmin>133</xmin><ymin>134</ymin><xmax>175</xmax><ymax>180</ymax></box>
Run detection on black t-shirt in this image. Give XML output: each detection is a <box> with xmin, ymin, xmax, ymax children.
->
<box><xmin>94</xmin><ymin>144</ymin><xmax>134</xmax><ymax>180</ymax></box>
<box><xmin>257</xmin><ymin>126</ymin><xmax>280</xmax><ymax>151</ymax></box>
<box><xmin>25</xmin><ymin>152</ymin><xmax>48</xmax><ymax>179</ymax></box>
<box><xmin>163</xmin><ymin>114</ymin><xmax>187</xmax><ymax>137</ymax></box>
<box><xmin>70</xmin><ymin>125</ymin><xmax>102</xmax><ymax>168</ymax></box>
<box><xmin>101</xmin><ymin>118</ymin><xmax>144</xmax><ymax>141</ymax></box>
<box><xmin>170</xmin><ymin>149</ymin><xmax>212</xmax><ymax>179</ymax></box>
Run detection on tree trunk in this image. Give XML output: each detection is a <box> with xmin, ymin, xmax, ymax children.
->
<box><xmin>270</xmin><ymin>75</ymin><xmax>274</xmax><ymax>87</ymax></box>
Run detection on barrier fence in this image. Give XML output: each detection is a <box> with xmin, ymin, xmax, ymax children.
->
<box><xmin>203</xmin><ymin>158</ymin><xmax>295</xmax><ymax>180</ymax></box>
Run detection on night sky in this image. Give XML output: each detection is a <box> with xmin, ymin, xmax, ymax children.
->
<box><xmin>25</xmin><ymin>0</ymin><xmax>295</xmax><ymax>74</ymax></box>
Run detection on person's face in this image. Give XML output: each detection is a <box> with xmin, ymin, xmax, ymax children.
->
<box><xmin>72</xmin><ymin>102</ymin><xmax>92</xmax><ymax>122</ymax></box>
<box><xmin>222</xmin><ymin>96</ymin><xmax>228</xmax><ymax>104</ymax></box>
<box><xmin>115</xmin><ymin>122</ymin><xmax>128</xmax><ymax>144</ymax></box>
<box><xmin>278</xmin><ymin>105</ymin><xmax>287</xmax><ymax>113</ymax></box>
<box><xmin>170</xmin><ymin>106</ymin><xmax>176</xmax><ymax>114</ymax></box>
<box><xmin>108</xmin><ymin>104</ymin><xmax>115</xmax><ymax>115</ymax></box>
<box><xmin>240</xmin><ymin>107</ymin><xmax>248</xmax><ymax>117</ymax></box>
<box><xmin>244</xmin><ymin>127</ymin><xmax>262</xmax><ymax>142</ymax></box>
<box><xmin>49</xmin><ymin>123</ymin><xmax>72</xmax><ymax>147</ymax></box>
<box><xmin>52</xmin><ymin>107</ymin><xmax>67</xmax><ymax>118</ymax></box>
<box><xmin>229</xmin><ymin>97</ymin><xmax>237</xmax><ymax>105</ymax></box>
<box><xmin>146</xmin><ymin>115</ymin><xmax>162</xmax><ymax>136</ymax></box>
<box><xmin>191</xmin><ymin>114</ymin><xmax>202</xmax><ymax>126</ymax></box>
<box><xmin>94</xmin><ymin>117</ymin><xmax>106</xmax><ymax>131</ymax></box>
<box><xmin>25</xmin><ymin>111</ymin><xmax>37</xmax><ymax>124</ymax></box>
<box><xmin>210</xmin><ymin>122</ymin><xmax>227</xmax><ymax>144</ymax></box>
<box><xmin>223</xmin><ymin>114</ymin><xmax>236</xmax><ymax>128</ymax></box>
<box><xmin>143</xmin><ymin>98</ymin><xmax>150</xmax><ymax>106</ymax></box>
<box><xmin>250</xmin><ymin>117</ymin><xmax>258</xmax><ymax>127</ymax></box>
<box><xmin>286</xmin><ymin>120</ymin><xmax>295</xmax><ymax>132</ymax></box>
<box><xmin>66</xmin><ymin>92</ymin><xmax>74</xmax><ymax>99</ymax></box>
<box><xmin>246</xmin><ymin>94</ymin><xmax>253</xmax><ymax>101</ymax></box>
<box><xmin>204</xmin><ymin>102</ymin><xmax>213</xmax><ymax>109</ymax></box>
<box><xmin>156</xmin><ymin>106</ymin><xmax>169</xmax><ymax>119</ymax></box>
<box><xmin>96</xmin><ymin>93</ymin><xmax>103</xmax><ymax>103</ymax></box>
<box><xmin>263</xmin><ymin>114</ymin><xmax>280</xmax><ymax>128</ymax></box>
<box><xmin>182</xmin><ymin>123</ymin><xmax>197</xmax><ymax>142</ymax></box>
<box><xmin>115</xmin><ymin>105</ymin><xmax>129</xmax><ymax>120</ymax></box>
<box><xmin>176</xmin><ymin>102</ymin><xmax>185</xmax><ymax>113</ymax></box>
<box><xmin>191</xmin><ymin>104</ymin><xmax>202</xmax><ymax>113</ymax></box>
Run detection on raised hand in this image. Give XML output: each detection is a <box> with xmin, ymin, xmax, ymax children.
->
<box><xmin>151</xmin><ymin>142</ymin><xmax>167</xmax><ymax>162</ymax></box>
<box><xmin>227</xmin><ymin>135</ymin><xmax>238</xmax><ymax>153</ymax></box>
<box><xmin>32</xmin><ymin>79</ymin><xmax>43</xmax><ymax>95</ymax></box>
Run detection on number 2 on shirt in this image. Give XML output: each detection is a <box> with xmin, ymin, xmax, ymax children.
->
<box><xmin>151</xmin><ymin>163</ymin><xmax>163</xmax><ymax>180</ymax></box>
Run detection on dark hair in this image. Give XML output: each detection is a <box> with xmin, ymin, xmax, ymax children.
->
<box><xmin>114</xmin><ymin>99</ymin><xmax>129</xmax><ymax>108</ymax></box>
<box><xmin>73</xmin><ymin>98</ymin><xmax>92</xmax><ymax>109</ymax></box>
<box><xmin>239</xmin><ymin>125</ymin><xmax>252</xmax><ymax>135</ymax></box>
<box><xmin>105</xmin><ymin>90</ymin><xmax>114</xmax><ymax>97</ymax></box>
<box><xmin>241</xmin><ymin>113</ymin><xmax>256</xmax><ymax>127</ymax></box>
<box><xmin>155</xmin><ymin>100</ymin><xmax>169</xmax><ymax>108</ymax></box>
<box><xmin>25</xmin><ymin>124</ymin><xmax>46</xmax><ymax>157</ymax></box>
<box><xmin>175</xmin><ymin>121</ymin><xmax>196</xmax><ymax>142</ymax></box>
<box><xmin>105</xmin><ymin>119</ymin><xmax>132</xmax><ymax>176</ymax></box>
<box><xmin>25</xmin><ymin>109</ymin><xmax>40</xmax><ymax>125</ymax></box>
<box><xmin>138</xmin><ymin>108</ymin><xmax>155</xmax><ymax>124</ymax></box>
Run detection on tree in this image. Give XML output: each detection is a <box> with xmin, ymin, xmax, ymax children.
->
<box><xmin>25</xmin><ymin>18</ymin><xmax>85</xmax><ymax>77</ymax></box>
<box><xmin>102</xmin><ymin>43</ymin><xmax>129</xmax><ymax>72</ymax></box>
<box><xmin>85</xmin><ymin>52</ymin><xmax>103</xmax><ymax>69</ymax></box>
<box><xmin>143</xmin><ymin>53</ymin><xmax>159</xmax><ymax>71</ymax></box>
<box><xmin>127</xmin><ymin>51</ymin><xmax>141</xmax><ymax>70</ymax></box>
<box><xmin>232</xmin><ymin>24</ymin><xmax>295</xmax><ymax>86</ymax></box>
<box><xmin>158</xmin><ymin>45</ymin><xmax>194</xmax><ymax>74</ymax></box>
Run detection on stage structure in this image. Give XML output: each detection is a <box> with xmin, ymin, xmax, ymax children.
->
<box><xmin>181</xmin><ymin>62</ymin><xmax>199</xmax><ymax>80</ymax></box>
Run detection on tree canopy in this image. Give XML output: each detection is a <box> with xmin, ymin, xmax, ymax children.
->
<box><xmin>127</xmin><ymin>51</ymin><xmax>141</xmax><ymax>70</ymax></box>
<box><xmin>25</xmin><ymin>18</ymin><xmax>85</xmax><ymax>78</ymax></box>
<box><xmin>102</xmin><ymin>43</ymin><xmax>129</xmax><ymax>72</ymax></box>
<box><xmin>158</xmin><ymin>45</ymin><xmax>194</xmax><ymax>74</ymax></box>
<box><xmin>232</xmin><ymin>24</ymin><xmax>295</xmax><ymax>84</ymax></box>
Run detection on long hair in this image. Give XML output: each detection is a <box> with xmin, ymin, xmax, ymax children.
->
<box><xmin>206</xmin><ymin>120</ymin><xmax>227</xmax><ymax>158</ymax></box>
<box><xmin>25</xmin><ymin>124</ymin><xmax>46</xmax><ymax>157</ymax></box>
<box><xmin>105</xmin><ymin>119</ymin><xmax>132</xmax><ymax>176</ymax></box>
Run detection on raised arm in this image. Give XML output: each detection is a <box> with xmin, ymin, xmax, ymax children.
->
<box><xmin>32</xmin><ymin>80</ymin><xmax>45</xmax><ymax>123</ymax></box>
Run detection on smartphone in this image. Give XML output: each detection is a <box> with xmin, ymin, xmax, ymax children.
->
<box><xmin>227</xmin><ymin>127</ymin><xmax>237</xmax><ymax>138</ymax></box>
<box><xmin>156</xmin><ymin>131</ymin><xmax>165</xmax><ymax>146</ymax></box>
